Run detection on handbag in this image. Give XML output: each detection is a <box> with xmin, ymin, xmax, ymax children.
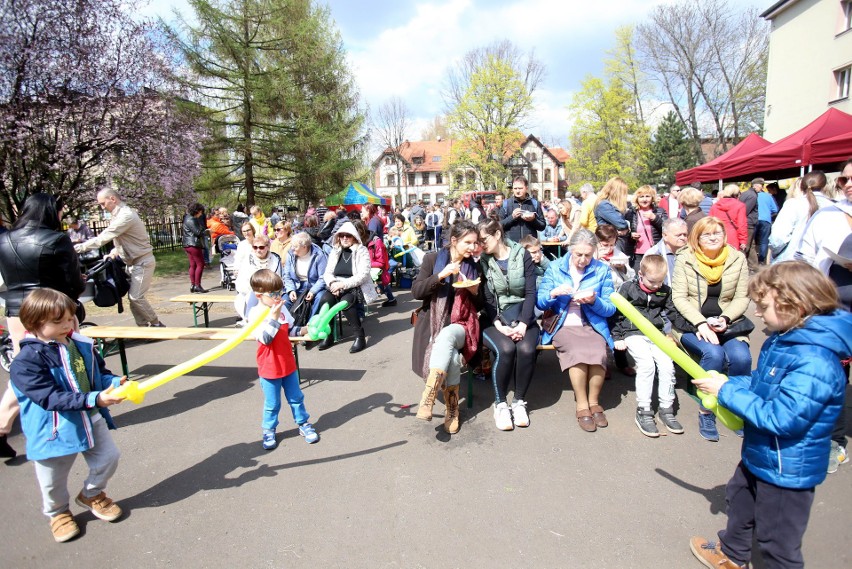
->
<box><xmin>496</xmin><ymin>300</ymin><xmax>524</xmax><ymax>328</ymax></box>
<box><xmin>289</xmin><ymin>289</ymin><xmax>313</xmax><ymax>328</ymax></box>
<box><xmin>540</xmin><ymin>308</ymin><xmax>561</xmax><ymax>334</ymax></box>
<box><xmin>410</xmin><ymin>307</ymin><xmax>421</xmax><ymax>327</ymax></box>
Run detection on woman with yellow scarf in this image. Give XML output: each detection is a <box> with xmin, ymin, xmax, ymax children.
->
<box><xmin>672</xmin><ymin>216</ymin><xmax>752</xmax><ymax>442</ymax></box>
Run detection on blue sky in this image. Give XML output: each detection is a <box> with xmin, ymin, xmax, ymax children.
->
<box><xmin>144</xmin><ymin>0</ymin><xmax>771</xmax><ymax>151</ymax></box>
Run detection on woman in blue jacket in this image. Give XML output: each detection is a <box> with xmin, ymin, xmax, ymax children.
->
<box><xmin>283</xmin><ymin>232</ymin><xmax>328</xmax><ymax>320</ymax></box>
<box><xmin>691</xmin><ymin>262</ymin><xmax>852</xmax><ymax>569</ymax></box>
<box><xmin>537</xmin><ymin>229</ymin><xmax>616</xmax><ymax>433</ymax></box>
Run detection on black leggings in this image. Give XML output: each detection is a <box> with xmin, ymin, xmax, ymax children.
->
<box><xmin>482</xmin><ymin>323</ymin><xmax>539</xmax><ymax>404</ymax></box>
<box><xmin>317</xmin><ymin>289</ymin><xmax>362</xmax><ymax>335</ymax></box>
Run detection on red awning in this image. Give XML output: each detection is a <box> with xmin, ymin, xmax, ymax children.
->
<box><xmin>810</xmin><ymin>130</ymin><xmax>852</xmax><ymax>166</ymax></box>
<box><xmin>720</xmin><ymin>108</ymin><xmax>852</xmax><ymax>179</ymax></box>
<box><xmin>675</xmin><ymin>133</ymin><xmax>770</xmax><ymax>185</ymax></box>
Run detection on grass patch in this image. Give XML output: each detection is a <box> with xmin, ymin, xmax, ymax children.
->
<box><xmin>154</xmin><ymin>248</ymin><xmax>190</xmax><ymax>277</ymax></box>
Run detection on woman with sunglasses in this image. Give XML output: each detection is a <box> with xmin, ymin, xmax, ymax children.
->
<box><xmin>672</xmin><ymin>216</ymin><xmax>751</xmax><ymax>442</ymax></box>
<box><xmin>411</xmin><ymin>220</ymin><xmax>483</xmax><ymax>434</ymax></box>
<box><xmin>270</xmin><ymin>221</ymin><xmax>292</xmax><ymax>259</ymax></box>
<box><xmin>315</xmin><ymin>221</ymin><xmax>377</xmax><ymax>353</ymax></box>
<box><xmin>234</xmin><ymin>235</ymin><xmax>284</xmax><ymax>324</ymax></box>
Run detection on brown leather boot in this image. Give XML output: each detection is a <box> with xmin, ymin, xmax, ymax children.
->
<box><xmin>443</xmin><ymin>384</ymin><xmax>460</xmax><ymax>434</ymax></box>
<box><xmin>416</xmin><ymin>369</ymin><xmax>445</xmax><ymax>421</ymax></box>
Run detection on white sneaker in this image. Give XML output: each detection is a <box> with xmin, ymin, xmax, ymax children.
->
<box><xmin>511</xmin><ymin>400</ymin><xmax>530</xmax><ymax>427</ymax></box>
<box><xmin>494</xmin><ymin>402</ymin><xmax>514</xmax><ymax>431</ymax></box>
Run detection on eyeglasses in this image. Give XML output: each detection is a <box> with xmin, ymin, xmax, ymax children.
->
<box><xmin>699</xmin><ymin>231</ymin><xmax>725</xmax><ymax>241</ymax></box>
<box><xmin>253</xmin><ymin>245</ymin><xmax>268</xmax><ymax>250</ymax></box>
<box><xmin>263</xmin><ymin>291</ymin><xmax>282</xmax><ymax>299</ymax></box>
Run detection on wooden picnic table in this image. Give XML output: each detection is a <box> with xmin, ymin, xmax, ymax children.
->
<box><xmin>169</xmin><ymin>293</ymin><xmax>237</xmax><ymax>327</ymax></box>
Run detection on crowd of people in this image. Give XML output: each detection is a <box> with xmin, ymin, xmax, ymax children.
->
<box><xmin>0</xmin><ymin>164</ymin><xmax>850</xmax><ymax>564</ymax></box>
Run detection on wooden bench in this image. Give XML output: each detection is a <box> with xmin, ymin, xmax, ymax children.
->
<box><xmin>464</xmin><ymin>343</ymin><xmax>556</xmax><ymax>408</ymax></box>
<box><xmin>169</xmin><ymin>294</ymin><xmax>237</xmax><ymax>327</ymax></box>
<box><xmin>80</xmin><ymin>325</ymin><xmax>306</xmax><ymax>381</ymax></box>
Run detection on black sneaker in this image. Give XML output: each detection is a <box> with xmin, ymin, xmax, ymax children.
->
<box><xmin>658</xmin><ymin>407</ymin><xmax>684</xmax><ymax>434</ymax></box>
<box><xmin>635</xmin><ymin>407</ymin><xmax>659</xmax><ymax>438</ymax></box>
<box><xmin>381</xmin><ymin>299</ymin><xmax>397</xmax><ymax>307</ymax></box>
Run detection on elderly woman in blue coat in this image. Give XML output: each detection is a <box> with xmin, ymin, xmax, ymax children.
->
<box><xmin>537</xmin><ymin>229</ymin><xmax>616</xmax><ymax>432</ymax></box>
<box><xmin>283</xmin><ymin>232</ymin><xmax>328</xmax><ymax>319</ymax></box>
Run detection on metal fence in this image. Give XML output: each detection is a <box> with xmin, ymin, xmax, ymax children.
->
<box><xmin>88</xmin><ymin>217</ymin><xmax>184</xmax><ymax>252</ymax></box>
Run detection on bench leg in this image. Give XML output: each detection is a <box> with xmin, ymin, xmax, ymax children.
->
<box><xmin>117</xmin><ymin>339</ymin><xmax>129</xmax><ymax>378</ymax></box>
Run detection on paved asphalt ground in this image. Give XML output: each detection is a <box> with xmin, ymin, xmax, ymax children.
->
<box><xmin>1</xmin><ymin>274</ymin><xmax>849</xmax><ymax>568</ymax></box>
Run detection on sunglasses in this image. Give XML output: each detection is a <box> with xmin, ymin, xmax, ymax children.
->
<box><xmin>263</xmin><ymin>291</ymin><xmax>282</xmax><ymax>299</ymax></box>
<box><xmin>275</xmin><ymin>227</ymin><xmax>286</xmax><ymax>232</ymax></box>
<box><xmin>338</xmin><ymin>234</ymin><xmax>354</xmax><ymax>239</ymax></box>
<box><xmin>253</xmin><ymin>245</ymin><xmax>268</xmax><ymax>250</ymax></box>
<box><xmin>837</xmin><ymin>176</ymin><xmax>850</xmax><ymax>186</ymax></box>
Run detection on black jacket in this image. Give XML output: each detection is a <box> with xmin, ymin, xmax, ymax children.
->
<box><xmin>608</xmin><ymin>279</ymin><xmax>675</xmax><ymax>341</ymax></box>
<box><xmin>0</xmin><ymin>222</ymin><xmax>85</xmax><ymax>316</ymax></box>
<box><xmin>499</xmin><ymin>195</ymin><xmax>546</xmax><ymax>242</ymax></box>
<box><xmin>181</xmin><ymin>214</ymin><xmax>206</xmax><ymax>248</ymax></box>
<box><xmin>624</xmin><ymin>205</ymin><xmax>667</xmax><ymax>255</ymax></box>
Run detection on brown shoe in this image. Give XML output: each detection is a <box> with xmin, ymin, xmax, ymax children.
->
<box><xmin>590</xmin><ymin>405</ymin><xmax>608</xmax><ymax>428</ymax></box>
<box><xmin>416</xmin><ymin>369</ymin><xmax>446</xmax><ymax>421</ymax></box>
<box><xmin>689</xmin><ymin>536</ymin><xmax>746</xmax><ymax>568</ymax></box>
<box><xmin>444</xmin><ymin>384</ymin><xmax>460</xmax><ymax>434</ymax></box>
<box><xmin>75</xmin><ymin>491</ymin><xmax>122</xmax><ymax>522</ymax></box>
<box><xmin>50</xmin><ymin>511</ymin><xmax>80</xmax><ymax>543</ymax></box>
<box><xmin>576</xmin><ymin>408</ymin><xmax>596</xmax><ymax>432</ymax></box>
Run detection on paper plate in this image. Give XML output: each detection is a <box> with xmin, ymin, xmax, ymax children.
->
<box><xmin>452</xmin><ymin>278</ymin><xmax>480</xmax><ymax>288</ymax></box>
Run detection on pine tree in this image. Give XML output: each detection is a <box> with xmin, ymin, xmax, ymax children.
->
<box><xmin>649</xmin><ymin>111</ymin><xmax>696</xmax><ymax>187</ymax></box>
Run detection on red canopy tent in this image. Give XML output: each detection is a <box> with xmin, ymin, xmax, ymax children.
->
<box><xmin>719</xmin><ymin>108</ymin><xmax>852</xmax><ymax>180</ymax></box>
<box><xmin>675</xmin><ymin>133</ymin><xmax>770</xmax><ymax>185</ymax></box>
<box><xmin>810</xmin><ymin>130</ymin><xmax>852</xmax><ymax>165</ymax></box>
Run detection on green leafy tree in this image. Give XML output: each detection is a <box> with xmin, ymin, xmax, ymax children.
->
<box><xmin>445</xmin><ymin>41</ymin><xmax>544</xmax><ymax>192</ymax></box>
<box><xmin>649</xmin><ymin>111</ymin><xmax>695</xmax><ymax>187</ymax></box>
<box><xmin>164</xmin><ymin>0</ymin><xmax>364</xmax><ymax>207</ymax></box>
<box><xmin>568</xmin><ymin>75</ymin><xmax>651</xmax><ymax>188</ymax></box>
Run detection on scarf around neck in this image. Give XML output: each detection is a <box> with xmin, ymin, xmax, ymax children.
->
<box><xmin>694</xmin><ymin>245</ymin><xmax>729</xmax><ymax>285</ymax></box>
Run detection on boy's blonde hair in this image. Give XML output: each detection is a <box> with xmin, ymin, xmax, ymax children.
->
<box><xmin>639</xmin><ymin>254</ymin><xmax>667</xmax><ymax>278</ymax></box>
<box><xmin>250</xmin><ymin>269</ymin><xmax>284</xmax><ymax>294</ymax></box>
<box><xmin>518</xmin><ymin>235</ymin><xmax>541</xmax><ymax>250</ymax></box>
<box><xmin>748</xmin><ymin>261</ymin><xmax>839</xmax><ymax>330</ymax></box>
<box><xmin>19</xmin><ymin>289</ymin><xmax>77</xmax><ymax>333</ymax></box>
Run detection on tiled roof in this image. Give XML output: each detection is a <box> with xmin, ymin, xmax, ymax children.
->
<box><xmin>390</xmin><ymin>139</ymin><xmax>455</xmax><ymax>172</ymax></box>
<box><xmin>548</xmin><ymin>147</ymin><xmax>571</xmax><ymax>163</ymax></box>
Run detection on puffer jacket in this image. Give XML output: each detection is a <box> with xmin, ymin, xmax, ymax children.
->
<box><xmin>609</xmin><ymin>279</ymin><xmax>674</xmax><ymax>340</ymax></box>
<box><xmin>719</xmin><ymin>310</ymin><xmax>852</xmax><ymax>488</ymax></box>
<box><xmin>11</xmin><ymin>333</ymin><xmax>122</xmax><ymax>461</ymax></box>
<box><xmin>182</xmin><ymin>214</ymin><xmax>206</xmax><ymax>248</ymax></box>
<box><xmin>283</xmin><ymin>243</ymin><xmax>327</xmax><ymax>297</ymax></box>
<box><xmin>536</xmin><ymin>255</ymin><xmax>616</xmax><ymax>347</ymax></box>
<box><xmin>0</xmin><ymin>223</ymin><xmax>85</xmax><ymax>317</ymax></box>
<box><xmin>671</xmin><ymin>246</ymin><xmax>749</xmax><ymax>336</ymax></box>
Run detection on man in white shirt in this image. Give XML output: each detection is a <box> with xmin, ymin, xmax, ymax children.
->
<box><xmin>75</xmin><ymin>188</ymin><xmax>164</xmax><ymax>327</ymax></box>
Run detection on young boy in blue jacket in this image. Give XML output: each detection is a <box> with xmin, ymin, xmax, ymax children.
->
<box><xmin>11</xmin><ymin>289</ymin><xmax>126</xmax><ymax>543</ymax></box>
<box><xmin>691</xmin><ymin>262</ymin><xmax>852</xmax><ymax>569</ymax></box>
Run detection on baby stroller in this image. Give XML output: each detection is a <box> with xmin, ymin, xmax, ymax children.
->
<box><xmin>218</xmin><ymin>234</ymin><xmax>239</xmax><ymax>291</ymax></box>
<box><xmin>0</xmin><ymin>320</ymin><xmax>12</xmax><ymax>373</ymax></box>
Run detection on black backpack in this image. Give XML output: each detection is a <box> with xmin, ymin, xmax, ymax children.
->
<box><xmin>92</xmin><ymin>258</ymin><xmax>130</xmax><ymax>312</ymax></box>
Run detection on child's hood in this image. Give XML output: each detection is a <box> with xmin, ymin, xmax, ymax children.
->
<box><xmin>782</xmin><ymin>310</ymin><xmax>852</xmax><ymax>359</ymax></box>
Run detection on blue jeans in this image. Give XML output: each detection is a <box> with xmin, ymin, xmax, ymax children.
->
<box><xmin>756</xmin><ymin>220</ymin><xmax>772</xmax><ymax>264</ymax></box>
<box><xmin>259</xmin><ymin>370</ymin><xmax>308</xmax><ymax>432</ymax></box>
<box><xmin>679</xmin><ymin>333</ymin><xmax>752</xmax><ymax>376</ymax></box>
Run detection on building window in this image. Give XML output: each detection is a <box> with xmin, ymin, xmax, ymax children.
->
<box><xmin>544</xmin><ymin>169</ymin><xmax>552</xmax><ymax>182</ymax></box>
<box><xmin>466</xmin><ymin>171</ymin><xmax>476</xmax><ymax>185</ymax></box>
<box><xmin>435</xmin><ymin>172</ymin><xmax>443</xmax><ymax>185</ymax></box>
<box><xmin>529</xmin><ymin>152</ymin><xmax>538</xmax><ymax>162</ymax></box>
<box><xmin>412</xmin><ymin>157</ymin><xmax>424</xmax><ymax>165</ymax></box>
<box><xmin>835</xmin><ymin>66</ymin><xmax>851</xmax><ymax>100</ymax></box>
<box><xmin>386</xmin><ymin>173</ymin><xmax>395</xmax><ymax>187</ymax></box>
<box><xmin>531</xmin><ymin>190</ymin><xmax>539</xmax><ymax>199</ymax></box>
<box><xmin>455</xmin><ymin>174</ymin><xmax>463</xmax><ymax>187</ymax></box>
<box><xmin>422</xmin><ymin>194</ymin><xmax>432</xmax><ymax>204</ymax></box>
<box><xmin>407</xmin><ymin>173</ymin><xmax>415</xmax><ymax>186</ymax></box>
<box><xmin>408</xmin><ymin>193</ymin><xmax>417</xmax><ymax>204</ymax></box>
<box><xmin>421</xmin><ymin>172</ymin><xmax>430</xmax><ymax>185</ymax></box>
<box><xmin>432</xmin><ymin>155</ymin><xmax>441</xmax><ymax>162</ymax></box>
<box><xmin>531</xmin><ymin>169</ymin><xmax>539</xmax><ymax>183</ymax></box>
<box><xmin>544</xmin><ymin>190</ymin><xmax>552</xmax><ymax>201</ymax></box>
<box><xmin>844</xmin><ymin>1</ymin><xmax>852</xmax><ymax>32</ymax></box>
<box><xmin>385</xmin><ymin>157</ymin><xmax>393</xmax><ymax>165</ymax></box>
<box><xmin>436</xmin><ymin>193</ymin><xmax>445</xmax><ymax>203</ymax></box>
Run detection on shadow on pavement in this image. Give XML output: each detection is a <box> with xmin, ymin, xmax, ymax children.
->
<box><xmin>120</xmin><ymin>439</ymin><xmax>407</xmax><ymax>511</ymax></box>
<box><xmin>655</xmin><ymin>468</ymin><xmax>727</xmax><ymax>515</ymax></box>
<box><xmin>113</xmin><ymin>368</ymin><xmax>256</xmax><ymax>427</ymax></box>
